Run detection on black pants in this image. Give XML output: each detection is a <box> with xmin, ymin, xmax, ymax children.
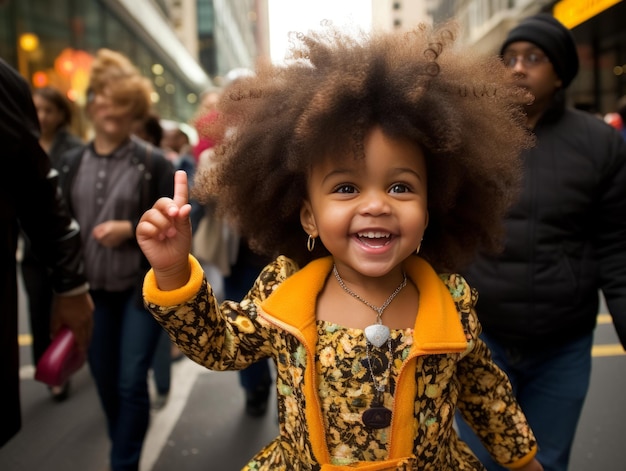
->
<box><xmin>20</xmin><ymin>242</ymin><xmax>54</xmax><ymax>365</ymax></box>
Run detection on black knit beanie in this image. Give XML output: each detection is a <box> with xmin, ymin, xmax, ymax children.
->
<box><xmin>500</xmin><ymin>13</ymin><xmax>579</xmax><ymax>88</ymax></box>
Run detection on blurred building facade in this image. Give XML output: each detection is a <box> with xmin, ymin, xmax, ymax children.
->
<box><xmin>371</xmin><ymin>0</ymin><xmax>433</xmax><ymax>30</ymax></box>
<box><xmin>169</xmin><ymin>0</ymin><xmax>270</xmax><ymax>86</ymax></box>
<box><xmin>4</xmin><ymin>0</ymin><xmax>621</xmax><ymax>123</ymax></box>
<box><xmin>0</xmin><ymin>0</ymin><xmax>269</xmax><ymax>127</ymax></box>
<box><xmin>373</xmin><ymin>0</ymin><xmax>626</xmax><ymax>115</ymax></box>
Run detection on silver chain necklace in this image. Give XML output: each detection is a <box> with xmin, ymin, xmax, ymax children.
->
<box><xmin>331</xmin><ymin>264</ymin><xmax>408</xmax><ymax>428</ymax></box>
<box><xmin>332</xmin><ymin>264</ymin><xmax>407</xmax><ymax>348</ymax></box>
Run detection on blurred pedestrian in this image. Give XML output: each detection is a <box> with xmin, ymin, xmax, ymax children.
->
<box><xmin>137</xmin><ymin>23</ymin><xmax>543</xmax><ymax>470</ymax></box>
<box><xmin>131</xmin><ymin>111</ymin><xmax>163</xmax><ymax>148</ymax></box>
<box><xmin>20</xmin><ymin>85</ymin><xmax>85</xmax><ymax>401</ymax></box>
<box><xmin>0</xmin><ymin>58</ymin><xmax>93</xmax><ymax>447</ymax></box>
<box><xmin>161</xmin><ymin>125</ymin><xmax>204</xmax><ymax>231</ymax></box>
<box><xmin>191</xmin><ymin>88</ymin><xmax>220</xmax><ymax>162</ymax></box>
<box><xmin>194</xmin><ymin>72</ymin><xmax>273</xmax><ymax>417</ymax></box>
<box><xmin>131</xmin><ymin>112</ymin><xmax>173</xmax><ymax>411</ymax></box>
<box><xmin>162</xmin><ymin>127</ymin><xmax>195</xmax><ymax>178</ymax></box>
<box><xmin>456</xmin><ymin>13</ymin><xmax>626</xmax><ymax>471</ymax></box>
<box><xmin>224</xmin><ymin>239</ymin><xmax>273</xmax><ymax>417</ymax></box>
<box><xmin>57</xmin><ymin>49</ymin><xmax>174</xmax><ymax>471</ymax></box>
<box><xmin>32</xmin><ymin>86</ymin><xmax>83</xmax><ymax>165</ymax></box>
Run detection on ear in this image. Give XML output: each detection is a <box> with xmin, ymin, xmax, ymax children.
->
<box><xmin>300</xmin><ymin>200</ymin><xmax>318</xmax><ymax>238</ymax></box>
<box><xmin>424</xmin><ymin>210</ymin><xmax>429</xmax><ymax>229</ymax></box>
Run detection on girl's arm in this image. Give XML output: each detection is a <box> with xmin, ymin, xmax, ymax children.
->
<box><xmin>449</xmin><ymin>275</ymin><xmax>538</xmax><ymax>469</ymax></box>
<box><xmin>136</xmin><ymin>170</ymin><xmax>193</xmax><ymax>290</ymax></box>
<box><xmin>143</xmin><ymin>255</ymin><xmax>297</xmax><ymax>371</ymax></box>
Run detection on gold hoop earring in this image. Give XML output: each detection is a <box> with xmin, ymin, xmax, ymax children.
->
<box><xmin>307</xmin><ymin>234</ymin><xmax>316</xmax><ymax>252</ymax></box>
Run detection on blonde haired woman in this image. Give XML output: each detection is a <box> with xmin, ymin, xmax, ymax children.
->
<box><xmin>57</xmin><ymin>49</ymin><xmax>174</xmax><ymax>471</ymax></box>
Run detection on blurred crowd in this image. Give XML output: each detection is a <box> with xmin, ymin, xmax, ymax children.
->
<box><xmin>1</xmin><ymin>47</ymin><xmax>273</xmax><ymax>471</ymax></box>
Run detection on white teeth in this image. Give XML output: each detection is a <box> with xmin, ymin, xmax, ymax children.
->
<box><xmin>357</xmin><ymin>231</ymin><xmax>391</xmax><ymax>239</ymax></box>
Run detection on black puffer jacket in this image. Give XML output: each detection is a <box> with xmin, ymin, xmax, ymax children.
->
<box><xmin>463</xmin><ymin>98</ymin><xmax>626</xmax><ymax>349</ymax></box>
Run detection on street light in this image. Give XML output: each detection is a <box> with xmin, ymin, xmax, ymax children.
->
<box><xmin>17</xmin><ymin>32</ymin><xmax>40</xmax><ymax>79</ymax></box>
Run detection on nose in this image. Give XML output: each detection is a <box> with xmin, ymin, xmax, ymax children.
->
<box><xmin>511</xmin><ymin>57</ymin><xmax>527</xmax><ymax>73</ymax></box>
<box><xmin>359</xmin><ymin>189</ymin><xmax>391</xmax><ymax>216</ymax></box>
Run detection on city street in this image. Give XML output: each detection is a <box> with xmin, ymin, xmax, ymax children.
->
<box><xmin>1</xmin><ymin>281</ymin><xmax>625</xmax><ymax>470</ymax></box>
<box><xmin>3</xmin><ymin>1</ymin><xmax>626</xmax><ymax>470</ymax></box>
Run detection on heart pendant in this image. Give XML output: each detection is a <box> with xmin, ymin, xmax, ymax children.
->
<box><xmin>364</xmin><ymin>324</ymin><xmax>390</xmax><ymax>348</ymax></box>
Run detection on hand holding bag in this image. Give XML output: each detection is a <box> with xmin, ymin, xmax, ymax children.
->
<box><xmin>34</xmin><ymin>326</ymin><xmax>86</xmax><ymax>387</ymax></box>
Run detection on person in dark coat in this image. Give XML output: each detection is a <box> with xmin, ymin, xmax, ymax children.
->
<box><xmin>0</xmin><ymin>58</ymin><xmax>93</xmax><ymax>447</ymax></box>
<box><xmin>456</xmin><ymin>13</ymin><xmax>626</xmax><ymax>471</ymax></box>
<box><xmin>20</xmin><ymin>86</ymin><xmax>85</xmax><ymax>401</ymax></box>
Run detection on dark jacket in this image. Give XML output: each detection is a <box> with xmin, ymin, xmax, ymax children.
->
<box><xmin>57</xmin><ymin>136</ymin><xmax>174</xmax><ymax>298</ymax></box>
<box><xmin>21</xmin><ymin>128</ymin><xmax>83</xmax><ymax>265</ymax></box>
<box><xmin>0</xmin><ymin>58</ymin><xmax>88</xmax><ymax>446</ymax></box>
<box><xmin>47</xmin><ymin>128</ymin><xmax>83</xmax><ymax>167</ymax></box>
<box><xmin>463</xmin><ymin>98</ymin><xmax>626</xmax><ymax>349</ymax></box>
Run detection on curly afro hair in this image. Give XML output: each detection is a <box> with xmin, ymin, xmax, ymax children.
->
<box><xmin>193</xmin><ymin>22</ymin><xmax>533</xmax><ymax>273</ymax></box>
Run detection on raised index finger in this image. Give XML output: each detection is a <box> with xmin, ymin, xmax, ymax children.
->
<box><xmin>173</xmin><ymin>170</ymin><xmax>189</xmax><ymax>207</ymax></box>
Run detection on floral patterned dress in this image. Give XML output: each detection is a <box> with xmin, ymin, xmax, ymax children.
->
<box><xmin>317</xmin><ymin>321</ymin><xmax>414</xmax><ymax>465</ymax></box>
<box><xmin>144</xmin><ymin>255</ymin><xmax>539</xmax><ymax>470</ymax></box>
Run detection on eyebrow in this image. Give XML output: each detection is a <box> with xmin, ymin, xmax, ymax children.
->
<box><xmin>321</xmin><ymin>168</ymin><xmax>352</xmax><ymax>185</ymax></box>
<box><xmin>320</xmin><ymin>166</ymin><xmax>424</xmax><ymax>185</ymax></box>
<box><xmin>392</xmin><ymin>167</ymin><xmax>424</xmax><ymax>182</ymax></box>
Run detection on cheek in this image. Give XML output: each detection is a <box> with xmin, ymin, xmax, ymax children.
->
<box><xmin>316</xmin><ymin>207</ymin><xmax>349</xmax><ymax>234</ymax></box>
<box><xmin>404</xmin><ymin>206</ymin><xmax>428</xmax><ymax>240</ymax></box>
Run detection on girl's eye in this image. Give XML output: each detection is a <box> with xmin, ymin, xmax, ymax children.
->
<box><xmin>334</xmin><ymin>184</ymin><xmax>356</xmax><ymax>194</ymax></box>
<box><xmin>389</xmin><ymin>183</ymin><xmax>411</xmax><ymax>193</ymax></box>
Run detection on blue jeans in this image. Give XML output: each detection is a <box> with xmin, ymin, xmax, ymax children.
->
<box><xmin>151</xmin><ymin>328</ymin><xmax>171</xmax><ymax>396</ymax></box>
<box><xmin>88</xmin><ymin>289</ymin><xmax>163</xmax><ymax>471</ymax></box>
<box><xmin>456</xmin><ymin>332</ymin><xmax>593</xmax><ymax>471</ymax></box>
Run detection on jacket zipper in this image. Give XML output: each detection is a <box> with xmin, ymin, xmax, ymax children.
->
<box><xmin>257</xmin><ymin>310</ymin><xmax>331</xmax><ymax>459</ymax></box>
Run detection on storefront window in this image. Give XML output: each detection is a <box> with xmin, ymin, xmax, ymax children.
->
<box><xmin>3</xmin><ymin>0</ymin><xmax>203</xmax><ymax>124</ymax></box>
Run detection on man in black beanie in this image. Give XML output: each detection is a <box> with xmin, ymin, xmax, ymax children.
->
<box><xmin>456</xmin><ymin>12</ymin><xmax>626</xmax><ymax>471</ymax></box>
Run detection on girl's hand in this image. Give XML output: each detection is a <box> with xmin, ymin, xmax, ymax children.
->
<box><xmin>136</xmin><ymin>170</ymin><xmax>193</xmax><ymax>290</ymax></box>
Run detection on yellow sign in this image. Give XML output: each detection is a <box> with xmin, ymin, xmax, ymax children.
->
<box><xmin>554</xmin><ymin>0</ymin><xmax>622</xmax><ymax>29</ymax></box>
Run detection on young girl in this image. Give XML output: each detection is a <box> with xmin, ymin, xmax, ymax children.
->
<box><xmin>137</xmin><ymin>24</ymin><xmax>543</xmax><ymax>471</ymax></box>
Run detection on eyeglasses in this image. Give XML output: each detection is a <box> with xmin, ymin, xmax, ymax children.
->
<box><xmin>501</xmin><ymin>51</ymin><xmax>550</xmax><ymax>69</ymax></box>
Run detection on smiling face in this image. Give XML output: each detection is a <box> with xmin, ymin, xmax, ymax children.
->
<box><xmin>87</xmin><ymin>88</ymin><xmax>136</xmax><ymax>143</ymax></box>
<box><xmin>300</xmin><ymin>125</ymin><xmax>428</xmax><ymax>280</ymax></box>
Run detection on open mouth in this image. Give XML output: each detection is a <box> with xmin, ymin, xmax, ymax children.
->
<box><xmin>356</xmin><ymin>231</ymin><xmax>392</xmax><ymax>248</ymax></box>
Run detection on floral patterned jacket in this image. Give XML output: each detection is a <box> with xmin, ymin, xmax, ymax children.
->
<box><xmin>143</xmin><ymin>255</ymin><xmax>537</xmax><ymax>470</ymax></box>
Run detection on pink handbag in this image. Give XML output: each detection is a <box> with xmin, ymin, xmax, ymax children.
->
<box><xmin>34</xmin><ymin>326</ymin><xmax>86</xmax><ymax>387</ymax></box>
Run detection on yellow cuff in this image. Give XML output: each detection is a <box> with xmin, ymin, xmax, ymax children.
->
<box><xmin>143</xmin><ymin>255</ymin><xmax>204</xmax><ymax>306</ymax></box>
<box><xmin>505</xmin><ymin>445</ymin><xmax>538</xmax><ymax>469</ymax></box>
